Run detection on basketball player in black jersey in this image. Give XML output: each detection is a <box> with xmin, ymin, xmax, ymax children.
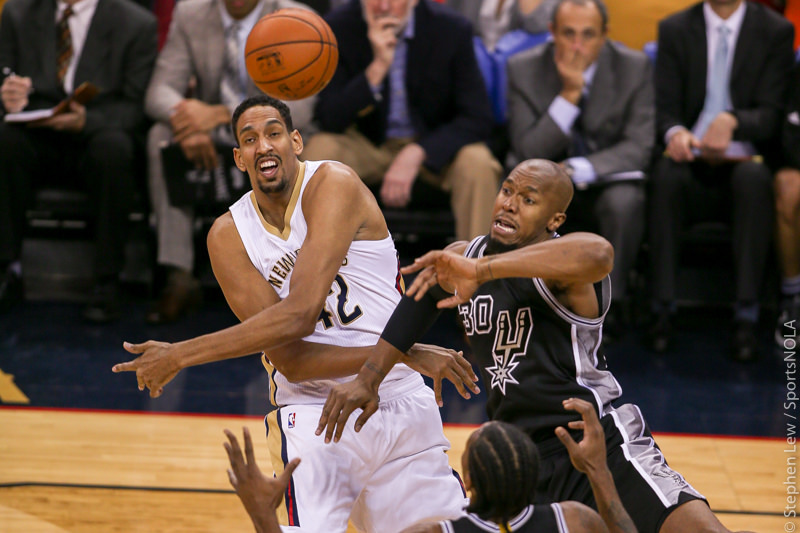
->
<box><xmin>225</xmin><ymin>397</ymin><xmax>634</xmax><ymax>533</ymax></box>
<box><xmin>317</xmin><ymin>160</ymin><xmax>746</xmax><ymax>533</ymax></box>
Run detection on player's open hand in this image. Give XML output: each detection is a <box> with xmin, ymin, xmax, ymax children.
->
<box><xmin>404</xmin><ymin>343</ymin><xmax>480</xmax><ymax>406</ymax></box>
<box><xmin>401</xmin><ymin>251</ymin><xmax>481</xmax><ymax>308</ymax></box>
<box><xmin>111</xmin><ymin>341</ymin><xmax>181</xmax><ymax>398</ymax></box>
<box><xmin>554</xmin><ymin>397</ymin><xmax>607</xmax><ymax>475</ymax></box>
<box><xmin>315</xmin><ymin>376</ymin><xmax>380</xmax><ymax>444</ymax></box>
<box><xmin>224</xmin><ymin>427</ymin><xmax>300</xmax><ymax>533</ymax></box>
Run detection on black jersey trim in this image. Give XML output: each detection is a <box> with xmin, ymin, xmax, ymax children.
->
<box><xmin>551</xmin><ymin>502</ymin><xmax>568</xmax><ymax>533</ymax></box>
<box><xmin>464</xmin><ymin>235</ymin><xmax>487</xmax><ymax>259</ymax></box>
<box><xmin>532</xmin><ymin>277</ymin><xmax>607</xmax><ymax>327</ymax></box>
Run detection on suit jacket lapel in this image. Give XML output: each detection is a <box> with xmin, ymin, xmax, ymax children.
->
<box><xmin>202</xmin><ymin>2</ymin><xmax>225</xmax><ymax>99</ymax></box>
<box><xmin>583</xmin><ymin>42</ymin><xmax>613</xmax><ymax>134</ymax></box>
<box><xmin>75</xmin><ymin>0</ymin><xmax>111</xmax><ymax>87</ymax></box>
<box><xmin>405</xmin><ymin>2</ymin><xmax>431</xmax><ymax>99</ymax></box>
<box><xmin>730</xmin><ymin>2</ymin><xmax>754</xmax><ymax>91</ymax></box>
<box><xmin>33</xmin><ymin>0</ymin><xmax>58</xmax><ymax>86</ymax></box>
<box><xmin>689</xmin><ymin>4</ymin><xmax>708</xmax><ymax>117</ymax></box>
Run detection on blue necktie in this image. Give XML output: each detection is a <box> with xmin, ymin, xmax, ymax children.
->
<box><xmin>696</xmin><ymin>25</ymin><xmax>732</xmax><ymax>138</ymax></box>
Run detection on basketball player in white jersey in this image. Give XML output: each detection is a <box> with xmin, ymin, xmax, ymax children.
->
<box><xmin>113</xmin><ymin>94</ymin><xmax>473</xmax><ymax>532</ymax></box>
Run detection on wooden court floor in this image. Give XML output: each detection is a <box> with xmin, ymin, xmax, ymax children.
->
<box><xmin>0</xmin><ymin>407</ymin><xmax>795</xmax><ymax>532</ymax></box>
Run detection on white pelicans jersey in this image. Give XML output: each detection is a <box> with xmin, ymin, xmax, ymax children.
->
<box><xmin>229</xmin><ymin>160</ymin><xmax>418</xmax><ymax>406</ymax></box>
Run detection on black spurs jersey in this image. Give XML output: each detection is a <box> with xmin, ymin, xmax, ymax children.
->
<box><xmin>440</xmin><ymin>503</ymin><xmax>568</xmax><ymax>532</ymax></box>
<box><xmin>459</xmin><ymin>236</ymin><xmax>622</xmax><ymax>440</ymax></box>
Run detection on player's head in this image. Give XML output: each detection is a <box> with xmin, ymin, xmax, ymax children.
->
<box><xmin>487</xmin><ymin>159</ymin><xmax>572</xmax><ymax>254</ymax></box>
<box><xmin>462</xmin><ymin>421</ymin><xmax>540</xmax><ymax>528</ymax></box>
<box><xmin>232</xmin><ymin>95</ymin><xmax>303</xmax><ymax>196</ymax></box>
<box><xmin>550</xmin><ymin>0</ymin><xmax>608</xmax><ymax>65</ymax></box>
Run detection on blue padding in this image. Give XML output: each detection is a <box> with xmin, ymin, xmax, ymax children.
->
<box><xmin>492</xmin><ymin>30</ymin><xmax>550</xmax><ymax>123</ymax></box>
<box><xmin>643</xmin><ymin>40</ymin><xmax>658</xmax><ymax>64</ymax></box>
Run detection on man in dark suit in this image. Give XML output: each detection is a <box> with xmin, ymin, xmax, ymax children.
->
<box><xmin>301</xmin><ymin>0</ymin><xmax>503</xmax><ymax>243</ymax></box>
<box><xmin>506</xmin><ymin>0</ymin><xmax>654</xmax><ymax>338</ymax></box>
<box><xmin>649</xmin><ymin>0</ymin><xmax>795</xmax><ymax>361</ymax></box>
<box><xmin>0</xmin><ymin>0</ymin><xmax>157</xmax><ymax>321</ymax></box>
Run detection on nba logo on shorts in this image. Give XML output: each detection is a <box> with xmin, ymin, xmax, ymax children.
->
<box><xmin>287</xmin><ymin>412</ymin><xmax>296</xmax><ymax>429</ymax></box>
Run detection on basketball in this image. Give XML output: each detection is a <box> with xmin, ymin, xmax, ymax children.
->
<box><xmin>244</xmin><ymin>8</ymin><xmax>338</xmax><ymax>101</ymax></box>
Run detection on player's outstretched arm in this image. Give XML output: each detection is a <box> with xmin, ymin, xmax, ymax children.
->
<box><xmin>113</xmin><ymin>163</ymin><xmax>376</xmax><ymax>397</ymax></box>
<box><xmin>555</xmin><ymin>398</ymin><xmax>637</xmax><ymax>533</ymax></box>
<box><xmin>402</xmin><ymin>233</ymin><xmax>614</xmax><ymax>308</ymax></box>
<box><xmin>224</xmin><ymin>426</ymin><xmax>301</xmax><ymax>533</ymax></box>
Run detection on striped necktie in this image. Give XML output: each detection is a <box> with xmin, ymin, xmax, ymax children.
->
<box><xmin>220</xmin><ymin>22</ymin><xmax>243</xmax><ymax>110</ymax></box>
<box><xmin>56</xmin><ymin>6</ymin><xmax>74</xmax><ymax>88</ymax></box>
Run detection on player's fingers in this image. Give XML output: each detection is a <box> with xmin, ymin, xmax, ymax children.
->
<box><xmin>449</xmin><ymin>358</ymin><xmax>480</xmax><ymax>395</ymax></box>
<box><xmin>243</xmin><ymin>426</ymin><xmax>256</xmax><ymax>467</ymax></box>
<box><xmin>226</xmin><ymin>468</ymin><xmax>238</xmax><ymax>489</ymax></box>
<box><xmin>554</xmin><ymin>426</ymin><xmax>579</xmax><ymax>454</ymax></box>
<box><xmin>433</xmin><ymin>378</ymin><xmax>443</xmax><ymax>407</ymax></box>
<box><xmin>225</xmin><ymin>427</ymin><xmax>244</xmax><ymax>462</ymax></box>
<box><xmin>280</xmin><ymin>457</ymin><xmax>301</xmax><ymax>482</ymax></box>
<box><xmin>566</xmin><ymin>420</ymin><xmax>585</xmax><ymax>430</ymax></box>
<box><xmin>455</xmin><ymin>351</ymin><xmax>481</xmax><ymax>388</ymax></box>
<box><xmin>136</xmin><ymin>373</ymin><xmax>145</xmax><ymax>391</ymax></box>
<box><xmin>122</xmin><ymin>341</ymin><xmax>146</xmax><ymax>354</ymax></box>
<box><xmin>316</xmin><ymin>394</ymin><xmax>338</xmax><ymax>437</ymax></box>
<box><xmin>437</xmin><ymin>294</ymin><xmax>461</xmax><ymax>309</ymax></box>
<box><xmin>112</xmin><ymin>360</ymin><xmax>138</xmax><ymax>373</ymax></box>
<box><xmin>563</xmin><ymin>397</ymin><xmax>599</xmax><ymax>424</ymax></box>
<box><xmin>324</xmin><ymin>400</ymin><xmax>348</xmax><ymax>443</ymax></box>
<box><xmin>354</xmin><ymin>401</ymin><xmax>378</xmax><ymax>433</ymax></box>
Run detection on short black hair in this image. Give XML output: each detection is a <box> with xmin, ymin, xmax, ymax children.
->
<box><xmin>466</xmin><ymin>422</ymin><xmax>540</xmax><ymax>528</ymax></box>
<box><xmin>551</xmin><ymin>0</ymin><xmax>609</xmax><ymax>32</ymax></box>
<box><xmin>231</xmin><ymin>95</ymin><xmax>294</xmax><ymax>145</ymax></box>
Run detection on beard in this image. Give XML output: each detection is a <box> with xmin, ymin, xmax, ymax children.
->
<box><xmin>485</xmin><ymin>236</ymin><xmax>518</xmax><ymax>256</ymax></box>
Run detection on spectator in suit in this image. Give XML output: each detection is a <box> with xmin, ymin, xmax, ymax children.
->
<box><xmin>649</xmin><ymin>0</ymin><xmax>795</xmax><ymax>361</ymax></box>
<box><xmin>0</xmin><ymin>0</ymin><xmax>157</xmax><ymax>321</ymax></box>
<box><xmin>143</xmin><ymin>0</ymin><xmax>316</xmax><ymax>324</ymax></box>
<box><xmin>775</xmin><ymin>61</ymin><xmax>800</xmax><ymax>345</ymax></box>
<box><xmin>301</xmin><ymin>0</ymin><xmax>503</xmax><ymax>244</ymax></box>
<box><xmin>506</xmin><ymin>0</ymin><xmax>654</xmax><ymax>338</ymax></box>
<box><xmin>444</xmin><ymin>0</ymin><xmax>559</xmax><ymax>51</ymax></box>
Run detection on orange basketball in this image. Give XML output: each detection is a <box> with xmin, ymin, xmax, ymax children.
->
<box><xmin>244</xmin><ymin>8</ymin><xmax>338</xmax><ymax>101</ymax></box>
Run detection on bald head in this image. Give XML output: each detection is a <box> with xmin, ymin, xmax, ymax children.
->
<box><xmin>512</xmin><ymin>159</ymin><xmax>574</xmax><ymax>213</ymax></box>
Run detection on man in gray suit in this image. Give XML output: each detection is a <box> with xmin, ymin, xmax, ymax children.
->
<box><xmin>144</xmin><ymin>0</ymin><xmax>316</xmax><ymax>323</ymax></box>
<box><xmin>506</xmin><ymin>0</ymin><xmax>654</xmax><ymax>337</ymax></box>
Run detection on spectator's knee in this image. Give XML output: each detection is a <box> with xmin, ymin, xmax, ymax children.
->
<box><xmin>449</xmin><ymin>143</ymin><xmax>502</xmax><ymax>189</ymax></box>
<box><xmin>87</xmin><ymin>130</ymin><xmax>134</xmax><ymax>163</ymax></box>
<box><xmin>775</xmin><ymin>168</ymin><xmax>800</xmax><ymax>221</ymax></box>
<box><xmin>302</xmin><ymin>132</ymin><xmax>340</xmax><ymax>161</ymax></box>
<box><xmin>730</xmin><ymin>161</ymin><xmax>772</xmax><ymax>199</ymax></box>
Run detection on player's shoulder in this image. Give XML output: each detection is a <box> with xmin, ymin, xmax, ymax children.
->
<box><xmin>558</xmin><ymin>501</ymin><xmax>608</xmax><ymax>533</ymax></box>
<box><xmin>306</xmin><ymin>160</ymin><xmax>364</xmax><ymax>192</ymax></box>
<box><xmin>208</xmin><ymin>211</ymin><xmax>237</xmax><ymax>245</ymax></box>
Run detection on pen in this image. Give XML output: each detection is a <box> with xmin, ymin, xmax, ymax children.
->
<box><xmin>2</xmin><ymin>67</ymin><xmax>34</xmax><ymax>94</ymax></box>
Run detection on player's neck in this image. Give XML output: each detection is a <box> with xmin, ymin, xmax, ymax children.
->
<box><xmin>253</xmin><ymin>161</ymin><xmax>304</xmax><ymax>232</ymax></box>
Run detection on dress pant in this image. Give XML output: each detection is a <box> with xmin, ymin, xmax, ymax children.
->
<box><xmin>147</xmin><ymin>122</ymin><xmax>237</xmax><ymax>273</ymax></box>
<box><xmin>302</xmin><ymin>128</ymin><xmax>503</xmax><ymax>242</ymax></box>
<box><xmin>0</xmin><ymin>121</ymin><xmax>134</xmax><ymax>278</ymax></box>
<box><xmin>648</xmin><ymin>157</ymin><xmax>774</xmax><ymax>305</ymax></box>
<box><xmin>565</xmin><ymin>182</ymin><xmax>645</xmax><ymax>302</ymax></box>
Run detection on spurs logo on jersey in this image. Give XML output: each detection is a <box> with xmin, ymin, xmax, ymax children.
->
<box><xmin>459</xmin><ymin>296</ymin><xmax>534</xmax><ymax>395</ymax></box>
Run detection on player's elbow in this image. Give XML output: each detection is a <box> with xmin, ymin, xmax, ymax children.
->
<box><xmin>588</xmin><ymin>237</ymin><xmax>614</xmax><ymax>279</ymax></box>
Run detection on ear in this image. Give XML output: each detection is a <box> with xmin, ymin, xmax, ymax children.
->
<box><xmin>291</xmin><ymin>130</ymin><xmax>304</xmax><ymax>157</ymax></box>
<box><xmin>233</xmin><ymin>147</ymin><xmax>246</xmax><ymax>172</ymax></box>
<box><xmin>546</xmin><ymin>212</ymin><xmax>566</xmax><ymax>233</ymax></box>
